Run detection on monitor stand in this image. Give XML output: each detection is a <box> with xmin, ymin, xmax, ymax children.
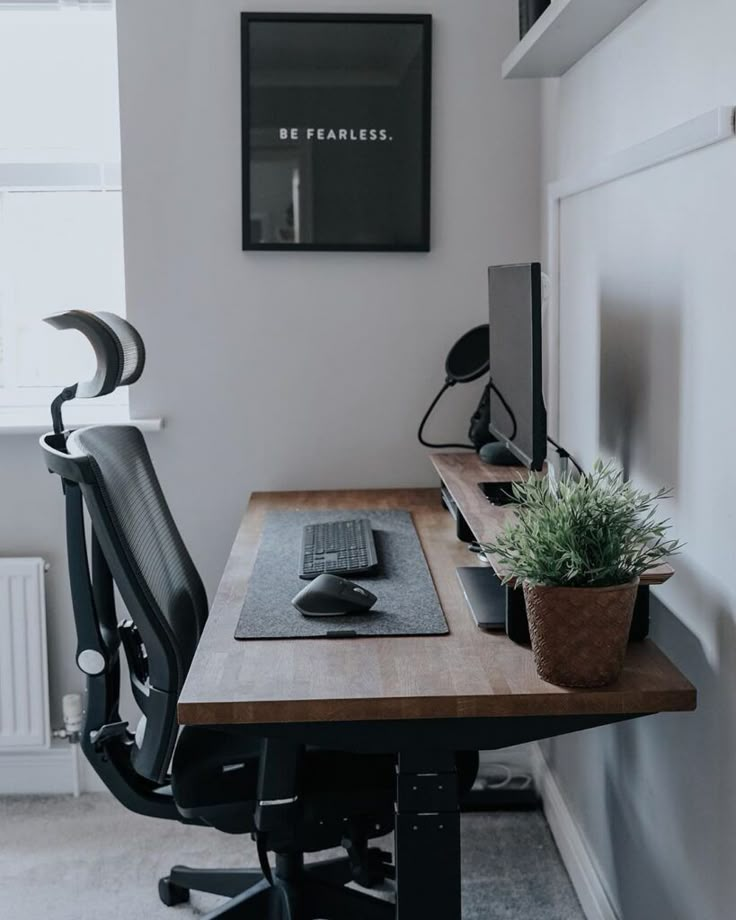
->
<box><xmin>479</xmin><ymin>442</ymin><xmax>524</xmax><ymax>466</ymax></box>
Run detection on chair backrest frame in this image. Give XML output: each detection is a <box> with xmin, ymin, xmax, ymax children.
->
<box><xmin>42</xmin><ymin>435</ymin><xmax>191</xmax><ymax>818</ymax></box>
<box><xmin>40</xmin><ymin>311</ymin><xmax>205</xmax><ymax>817</ymax></box>
<box><xmin>42</xmin><ymin>432</ymin><xmax>201</xmax><ymax>791</ymax></box>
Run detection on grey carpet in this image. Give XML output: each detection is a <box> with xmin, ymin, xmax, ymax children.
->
<box><xmin>236</xmin><ymin>510</ymin><xmax>448</xmax><ymax>639</ymax></box>
<box><xmin>0</xmin><ymin>793</ymin><xmax>584</xmax><ymax>919</ymax></box>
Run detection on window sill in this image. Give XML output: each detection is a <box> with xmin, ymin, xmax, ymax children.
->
<box><xmin>0</xmin><ymin>408</ymin><xmax>164</xmax><ymax>435</ymax></box>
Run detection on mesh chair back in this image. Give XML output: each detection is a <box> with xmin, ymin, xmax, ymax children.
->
<box><xmin>62</xmin><ymin>424</ymin><xmax>207</xmax><ymax>781</ymax></box>
<box><xmin>69</xmin><ymin>425</ymin><xmax>207</xmax><ymax>671</ymax></box>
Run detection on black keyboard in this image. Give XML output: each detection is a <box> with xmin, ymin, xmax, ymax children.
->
<box><xmin>299</xmin><ymin>518</ymin><xmax>379</xmax><ymax>579</ymax></box>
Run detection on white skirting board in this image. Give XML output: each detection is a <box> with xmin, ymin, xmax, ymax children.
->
<box><xmin>0</xmin><ymin>744</ymin><xmax>105</xmax><ymax>796</ymax></box>
<box><xmin>479</xmin><ymin>744</ymin><xmax>534</xmax><ymax>775</ymax></box>
<box><xmin>531</xmin><ymin>744</ymin><xmax>620</xmax><ymax>920</ymax></box>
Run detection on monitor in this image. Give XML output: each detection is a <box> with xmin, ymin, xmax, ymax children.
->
<box><xmin>487</xmin><ymin>262</ymin><xmax>547</xmax><ymax>471</ymax></box>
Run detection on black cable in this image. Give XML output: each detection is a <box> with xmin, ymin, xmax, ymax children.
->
<box><xmin>419</xmin><ymin>377</ymin><xmax>583</xmax><ymax>478</ymax></box>
<box><xmin>417</xmin><ymin>381</ymin><xmax>475</xmax><ymax>450</ymax></box>
<box><xmin>547</xmin><ymin>435</ymin><xmax>584</xmax><ymax>475</ymax></box>
<box><xmin>489</xmin><ymin>381</ymin><xmax>517</xmax><ymax>441</ymax></box>
<box><xmin>490</xmin><ymin>379</ymin><xmax>584</xmax><ymax>476</ymax></box>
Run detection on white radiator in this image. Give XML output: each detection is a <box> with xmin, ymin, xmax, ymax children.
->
<box><xmin>0</xmin><ymin>558</ymin><xmax>50</xmax><ymax>750</ymax></box>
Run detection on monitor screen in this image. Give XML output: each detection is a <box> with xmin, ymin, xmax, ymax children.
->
<box><xmin>487</xmin><ymin>263</ymin><xmax>546</xmax><ymax>470</ymax></box>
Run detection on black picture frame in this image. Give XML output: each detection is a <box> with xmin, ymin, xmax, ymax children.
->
<box><xmin>241</xmin><ymin>12</ymin><xmax>432</xmax><ymax>252</ymax></box>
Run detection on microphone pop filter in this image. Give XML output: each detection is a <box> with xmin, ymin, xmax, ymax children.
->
<box><xmin>445</xmin><ymin>324</ymin><xmax>489</xmax><ymax>384</ymax></box>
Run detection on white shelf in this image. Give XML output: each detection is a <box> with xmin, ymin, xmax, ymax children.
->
<box><xmin>503</xmin><ymin>0</ymin><xmax>648</xmax><ymax>79</ymax></box>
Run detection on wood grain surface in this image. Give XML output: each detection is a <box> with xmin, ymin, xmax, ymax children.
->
<box><xmin>431</xmin><ymin>452</ymin><xmax>675</xmax><ymax>585</ymax></box>
<box><xmin>178</xmin><ymin>469</ymin><xmax>695</xmax><ymax>726</ymax></box>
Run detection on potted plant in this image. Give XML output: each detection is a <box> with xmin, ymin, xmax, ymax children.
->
<box><xmin>484</xmin><ymin>461</ymin><xmax>681</xmax><ymax>688</ymax></box>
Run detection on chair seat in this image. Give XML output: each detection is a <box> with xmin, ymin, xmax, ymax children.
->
<box><xmin>172</xmin><ymin>727</ymin><xmax>399</xmax><ymax>845</ymax></box>
<box><xmin>173</xmin><ymin>727</ymin><xmax>478</xmax><ymax>850</ymax></box>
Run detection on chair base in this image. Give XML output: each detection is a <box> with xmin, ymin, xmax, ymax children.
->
<box><xmin>160</xmin><ymin>855</ymin><xmax>394</xmax><ymax>919</ymax></box>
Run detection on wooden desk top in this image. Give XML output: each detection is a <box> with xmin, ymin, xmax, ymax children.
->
<box><xmin>178</xmin><ymin>481</ymin><xmax>695</xmax><ymax>726</ymax></box>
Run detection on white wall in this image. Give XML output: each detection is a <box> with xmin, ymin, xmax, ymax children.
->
<box><xmin>116</xmin><ymin>0</ymin><xmax>540</xmax><ymax>607</ymax></box>
<box><xmin>0</xmin><ymin>5</ymin><xmax>123</xmax><ymax>735</ymax></box>
<box><xmin>541</xmin><ymin>2</ymin><xmax>736</xmax><ymax>918</ymax></box>
<box><xmin>0</xmin><ymin>0</ymin><xmax>538</xmax><ymax>732</ymax></box>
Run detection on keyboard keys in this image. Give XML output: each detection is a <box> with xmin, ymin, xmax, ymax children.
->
<box><xmin>299</xmin><ymin>518</ymin><xmax>379</xmax><ymax>579</ymax></box>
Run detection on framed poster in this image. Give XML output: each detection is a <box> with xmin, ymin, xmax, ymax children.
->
<box><xmin>241</xmin><ymin>13</ymin><xmax>432</xmax><ymax>251</ymax></box>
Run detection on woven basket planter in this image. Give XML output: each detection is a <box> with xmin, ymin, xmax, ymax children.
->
<box><xmin>522</xmin><ymin>579</ymin><xmax>639</xmax><ymax>688</ymax></box>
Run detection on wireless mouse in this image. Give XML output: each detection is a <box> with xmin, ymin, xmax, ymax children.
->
<box><xmin>292</xmin><ymin>573</ymin><xmax>378</xmax><ymax>617</ymax></box>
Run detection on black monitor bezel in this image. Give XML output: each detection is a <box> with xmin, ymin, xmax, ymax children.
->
<box><xmin>487</xmin><ymin>262</ymin><xmax>546</xmax><ymax>471</ymax></box>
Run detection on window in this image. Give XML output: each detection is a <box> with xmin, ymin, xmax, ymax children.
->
<box><xmin>0</xmin><ymin>0</ymin><xmax>127</xmax><ymax>420</ymax></box>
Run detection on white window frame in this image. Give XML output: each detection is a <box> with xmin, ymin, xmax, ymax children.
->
<box><xmin>0</xmin><ymin>161</ymin><xmax>126</xmax><ymax>412</ymax></box>
<box><xmin>0</xmin><ymin>0</ymin><xmax>162</xmax><ymax>433</ymax></box>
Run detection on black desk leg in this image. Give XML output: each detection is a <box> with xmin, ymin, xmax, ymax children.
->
<box><xmin>395</xmin><ymin>751</ymin><xmax>461</xmax><ymax>920</ymax></box>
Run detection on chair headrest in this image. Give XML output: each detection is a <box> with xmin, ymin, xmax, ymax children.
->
<box><xmin>44</xmin><ymin>310</ymin><xmax>146</xmax><ymax>434</ymax></box>
<box><xmin>44</xmin><ymin>310</ymin><xmax>145</xmax><ymax>398</ymax></box>
<box><xmin>95</xmin><ymin>312</ymin><xmax>146</xmax><ymax>387</ymax></box>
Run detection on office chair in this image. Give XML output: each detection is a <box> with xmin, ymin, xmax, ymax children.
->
<box><xmin>40</xmin><ymin>310</ymin><xmax>478</xmax><ymax>919</ymax></box>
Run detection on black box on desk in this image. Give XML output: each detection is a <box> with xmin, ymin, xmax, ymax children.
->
<box><xmin>457</xmin><ymin>566</ymin><xmax>651</xmax><ymax>645</ymax></box>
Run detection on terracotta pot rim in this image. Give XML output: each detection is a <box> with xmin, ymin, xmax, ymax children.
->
<box><xmin>523</xmin><ymin>577</ymin><xmax>640</xmax><ymax>593</ymax></box>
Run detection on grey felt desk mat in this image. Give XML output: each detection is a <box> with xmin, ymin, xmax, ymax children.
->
<box><xmin>235</xmin><ymin>510</ymin><xmax>448</xmax><ymax>640</ymax></box>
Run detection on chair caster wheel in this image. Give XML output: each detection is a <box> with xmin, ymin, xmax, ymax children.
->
<box><xmin>159</xmin><ymin>876</ymin><xmax>190</xmax><ymax>906</ymax></box>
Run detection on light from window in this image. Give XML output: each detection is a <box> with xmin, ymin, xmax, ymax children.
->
<box><xmin>0</xmin><ymin>2</ymin><xmax>126</xmax><ymax>412</ymax></box>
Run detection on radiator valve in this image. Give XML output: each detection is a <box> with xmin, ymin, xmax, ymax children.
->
<box><xmin>52</xmin><ymin>693</ymin><xmax>83</xmax><ymax>744</ymax></box>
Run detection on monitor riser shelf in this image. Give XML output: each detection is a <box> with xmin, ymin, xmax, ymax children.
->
<box><xmin>431</xmin><ymin>452</ymin><xmax>673</xmax><ymax>644</ymax></box>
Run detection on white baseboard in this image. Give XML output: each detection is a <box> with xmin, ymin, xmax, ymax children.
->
<box><xmin>0</xmin><ymin>743</ymin><xmax>106</xmax><ymax>795</ymax></box>
<box><xmin>478</xmin><ymin>743</ymin><xmax>534</xmax><ymax>776</ymax></box>
<box><xmin>531</xmin><ymin>744</ymin><xmax>620</xmax><ymax>920</ymax></box>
